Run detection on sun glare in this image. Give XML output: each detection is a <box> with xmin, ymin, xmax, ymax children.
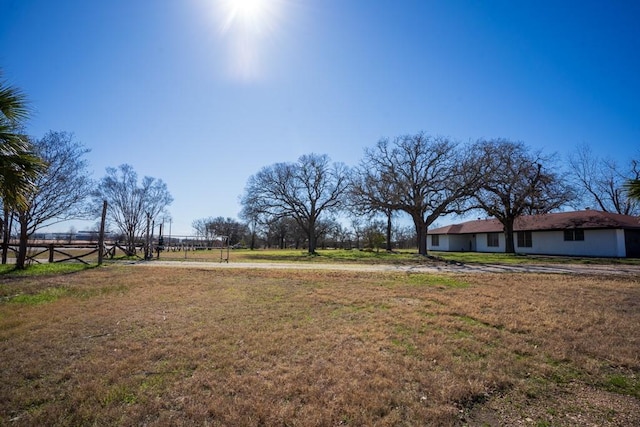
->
<box><xmin>218</xmin><ymin>0</ymin><xmax>275</xmax><ymax>34</ymax></box>
<box><xmin>234</xmin><ymin>0</ymin><xmax>267</xmax><ymax>21</ymax></box>
<box><xmin>211</xmin><ymin>0</ymin><xmax>287</xmax><ymax>82</ymax></box>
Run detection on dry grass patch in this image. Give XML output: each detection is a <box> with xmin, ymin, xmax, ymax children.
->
<box><xmin>0</xmin><ymin>267</ymin><xmax>638</xmax><ymax>426</ymax></box>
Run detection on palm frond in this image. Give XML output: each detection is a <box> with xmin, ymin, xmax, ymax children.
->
<box><xmin>0</xmin><ymin>74</ymin><xmax>44</xmax><ymax>210</ymax></box>
<box><xmin>625</xmin><ymin>179</ymin><xmax>640</xmax><ymax>201</ymax></box>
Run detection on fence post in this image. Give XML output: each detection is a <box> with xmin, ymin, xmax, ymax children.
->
<box><xmin>145</xmin><ymin>212</ymin><xmax>151</xmax><ymax>260</ymax></box>
<box><xmin>98</xmin><ymin>200</ymin><xmax>107</xmax><ymax>265</ymax></box>
<box><xmin>49</xmin><ymin>244</ymin><xmax>54</xmax><ymax>263</ymax></box>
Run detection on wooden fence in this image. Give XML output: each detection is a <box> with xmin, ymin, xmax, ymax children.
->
<box><xmin>2</xmin><ymin>243</ymin><xmax>145</xmax><ymax>265</ymax></box>
<box><xmin>2</xmin><ymin>240</ymin><xmax>231</xmax><ymax>265</ymax></box>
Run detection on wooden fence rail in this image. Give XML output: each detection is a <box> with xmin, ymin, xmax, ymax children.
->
<box><xmin>2</xmin><ymin>243</ymin><xmax>146</xmax><ymax>265</ymax></box>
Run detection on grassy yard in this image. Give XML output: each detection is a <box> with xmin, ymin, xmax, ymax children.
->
<box><xmin>1</xmin><ymin>265</ymin><xmax>638</xmax><ymax>426</ymax></box>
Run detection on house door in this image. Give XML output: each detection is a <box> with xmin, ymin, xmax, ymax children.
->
<box><xmin>469</xmin><ymin>234</ymin><xmax>477</xmax><ymax>252</ymax></box>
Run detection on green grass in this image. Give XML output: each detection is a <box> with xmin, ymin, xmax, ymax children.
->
<box><xmin>4</xmin><ymin>283</ymin><xmax>130</xmax><ymax>305</ymax></box>
<box><xmin>228</xmin><ymin>248</ymin><xmax>421</xmax><ymax>264</ymax></box>
<box><xmin>177</xmin><ymin>248</ymin><xmax>640</xmax><ymax>266</ymax></box>
<box><xmin>7</xmin><ymin>287</ymin><xmax>70</xmax><ymax>305</ymax></box>
<box><xmin>605</xmin><ymin>374</ymin><xmax>640</xmax><ymax>398</ymax></box>
<box><xmin>429</xmin><ymin>251</ymin><xmax>640</xmax><ymax>265</ymax></box>
<box><xmin>404</xmin><ymin>273</ymin><xmax>470</xmax><ymax>288</ymax></box>
<box><xmin>0</xmin><ymin>263</ymin><xmax>94</xmax><ymax>276</ymax></box>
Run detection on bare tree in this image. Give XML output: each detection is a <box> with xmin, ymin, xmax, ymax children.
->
<box><xmin>471</xmin><ymin>139</ymin><xmax>574</xmax><ymax>253</ymax></box>
<box><xmin>240</xmin><ymin>153</ymin><xmax>349</xmax><ymax>254</ymax></box>
<box><xmin>263</xmin><ymin>216</ymin><xmax>298</xmax><ymax>249</ymax></box>
<box><xmin>193</xmin><ymin>216</ymin><xmax>248</xmax><ymax>246</ymax></box>
<box><xmin>362</xmin><ymin>220</ymin><xmax>386</xmax><ymax>252</ymax></box>
<box><xmin>349</xmin><ymin>218</ymin><xmax>364</xmax><ymax>250</ymax></box>
<box><xmin>66</xmin><ymin>226</ymin><xmax>77</xmax><ymax>244</ymax></box>
<box><xmin>327</xmin><ymin>221</ymin><xmax>351</xmax><ymax>249</ymax></box>
<box><xmin>239</xmin><ymin>204</ymin><xmax>261</xmax><ymax>250</ymax></box>
<box><xmin>568</xmin><ymin>143</ymin><xmax>639</xmax><ymax>215</ymax></box>
<box><xmin>394</xmin><ymin>224</ymin><xmax>417</xmax><ymax>250</ymax></box>
<box><xmin>92</xmin><ymin>164</ymin><xmax>173</xmax><ymax>255</ymax></box>
<box><xmin>314</xmin><ymin>217</ymin><xmax>341</xmax><ymax>249</ymax></box>
<box><xmin>192</xmin><ymin>217</ymin><xmax>210</xmax><ymax>239</ymax></box>
<box><xmin>347</xmin><ymin>174</ymin><xmax>395</xmax><ymax>252</ymax></box>
<box><xmin>352</xmin><ymin>132</ymin><xmax>480</xmax><ymax>255</ymax></box>
<box><xmin>14</xmin><ymin>131</ymin><xmax>92</xmax><ymax>268</ymax></box>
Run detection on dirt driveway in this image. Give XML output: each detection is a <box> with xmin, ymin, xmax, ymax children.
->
<box><xmin>132</xmin><ymin>260</ymin><xmax>640</xmax><ymax>275</ymax></box>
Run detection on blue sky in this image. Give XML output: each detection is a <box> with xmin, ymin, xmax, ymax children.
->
<box><xmin>1</xmin><ymin>0</ymin><xmax>639</xmax><ymax>235</ymax></box>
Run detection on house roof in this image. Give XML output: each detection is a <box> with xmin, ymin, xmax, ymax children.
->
<box><xmin>428</xmin><ymin>210</ymin><xmax>640</xmax><ymax>235</ymax></box>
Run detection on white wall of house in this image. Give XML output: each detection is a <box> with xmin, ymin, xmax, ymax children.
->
<box><xmin>514</xmin><ymin>229</ymin><xmax>625</xmax><ymax>257</ymax></box>
<box><xmin>427</xmin><ymin>234</ymin><xmax>449</xmax><ymax>251</ymax></box>
<box><xmin>427</xmin><ymin>234</ymin><xmax>469</xmax><ymax>252</ymax></box>
<box><xmin>430</xmin><ymin>232</ymin><xmax>509</xmax><ymax>253</ymax></box>
<box><xmin>616</xmin><ymin>229</ymin><xmax>627</xmax><ymax>257</ymax></box>
<box><xmin>428</xmin><ymin>229</ymin><xmax>627</xmax><ymax>257</ymax></box>
<box><xmin>476</xmin><ymin>233</ymin><xmax>505</xmax><ymax>253</ymax></box>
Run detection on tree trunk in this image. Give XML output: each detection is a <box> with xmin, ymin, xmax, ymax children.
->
<box><xmin>126</xmin><ymin>228</ymin><xmax>137</xmax><ymax>256</ymax></box>
<box><xmin>307</xmin><ymin>223</ymin><xmax>317</xmax><ymax>254</ymax></box>
<box><xmin>503</xmin><ymin>218</ymin><xmax>516</xmax><ymax>254</ymax></box>
<box><xmin>385</xmin><ymin>212</ymin><xmax>393</xmax><ymax>252</ymax></box>
<box><xmin>1</xmin><ymin>208</ymin><xmax>8</xmax><ymax>264</ymax></box>
<box><xmin>308</xmin><ymin>233</ymin><xmax>317</xmax><ymax>254</ymax></box>
<box><xmin>413</xmin><ymin>215</ymin><xmax>428</xmax><ymax>256</ymax></box>
<box><xmin>304</xmin><ymin>218</ymin><xmax>317</xmax><ymax>254</ymax></box>
<box><xmin>15</xmin><ymin>213</ymin><xmax>29</xmax><ymax>269</ymax></box>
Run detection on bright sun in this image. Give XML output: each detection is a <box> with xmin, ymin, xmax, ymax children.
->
<box><xmin>218</xmin><ymin>0</ymin><xmax>273</xmax><ymax>33</ymax></box>
<box><xmin>212</xmin><ymin>0</ymin><xmax>287</xmax><ymax>81</ymax></box>
<box><xmin>234</xmin><ymin>0</ymin><xmax>267</xmax><ymax>21</ymax></box>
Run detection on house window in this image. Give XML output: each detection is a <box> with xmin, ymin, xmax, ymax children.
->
<box><xmin>517</xmin><ymin>231</ymin><xmax>532</xmax><ymax>248</ymax></box>
<box><xmin>487</xmin><ymin>233</ymin><xmax>499</xmax><ymax>247</ymax></box>
<box><xmin>564</xmin><ymin>229</ymin><xmax>585</xmax><ymax>241</ymax></box>
<box><xmin>431</xmin><ymin>234</ymin><xmax>440</xmax><ymax>247</ymax></box>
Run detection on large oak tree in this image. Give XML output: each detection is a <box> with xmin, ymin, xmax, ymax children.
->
<box><xmin>240</xmin><ymin>153</ymin><xmax>349</xmax><ymax>254</ymax></box>
<box><xmin>351</xmin><ymin>132</ymin><xmax>480</xmax><ymax>255</ymax></box>
<box><xmin>471</xmin><ymin>139</ymin><xmax>574</xmax><ymax>253</ymax></box>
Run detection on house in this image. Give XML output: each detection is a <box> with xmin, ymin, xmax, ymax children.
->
<box><xmin>427</xmin><ymin>209</ymin><xmax>640</xmax><ymax>258</ymax></box>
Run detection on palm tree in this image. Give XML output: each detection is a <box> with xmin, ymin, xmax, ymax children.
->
<box><xmin>626</xmin><ymin>179</ymin><xmax>640</xmax><ymax>201</ymax></box>
<box><xmin>0</xmin><ymin>72</ymin><xmax>44</xmax><ymax>267</ymax></box>
<box><xmin>0</xmin><ymin>74</ymin><xmax>42</xmax><ymax>210</ymax></box>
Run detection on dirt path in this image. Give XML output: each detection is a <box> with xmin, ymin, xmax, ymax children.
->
<box><xmin>130</xmin><ymin>260</ymin><xmax>640</xmax><ymax>275</ymax></box>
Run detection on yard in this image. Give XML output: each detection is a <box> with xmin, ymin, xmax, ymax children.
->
<box><xmin>1</xmin><ymin>265</ymin><xmax>639</xmax><ymax>426</ymax></box>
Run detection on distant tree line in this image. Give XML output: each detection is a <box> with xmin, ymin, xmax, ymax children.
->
<box><xmin>233</xmin><ymin>133</ymin><xmax>639</xmax><ymax>256</ymax></box>
<box><xmin>2</xmin><ymin>73</ymin><xmax>639</xmax><ymax>267</ymax></box>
